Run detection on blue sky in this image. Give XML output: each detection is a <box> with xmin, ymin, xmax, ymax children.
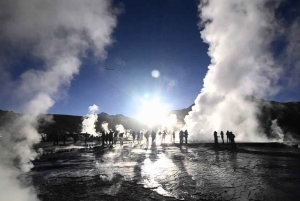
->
<box><xmin>1</xmin><ymin>0</ymin><xmax>300</xmax><ymax>117</ymax></box>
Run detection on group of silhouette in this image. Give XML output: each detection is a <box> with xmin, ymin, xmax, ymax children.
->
<box><xmin>213</xmin><ymin>130</ymin><xmax>236</xmax><ymax>149</ymax></box>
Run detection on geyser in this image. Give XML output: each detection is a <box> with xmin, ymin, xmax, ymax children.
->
<box><xmin>0</xmin><ymin>0</ymin><xmax>119</xmax><ymax>200</ymax></box>
<box><xmin>185</xmin><ymin>0</ymin><xmax>283</xmax><ymax>142</ymax></box>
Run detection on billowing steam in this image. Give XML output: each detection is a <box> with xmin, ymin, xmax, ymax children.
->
<box><xmin>101</xmin><ymin>122</ymin><xmax>110</xmax><ymax>134</ymax></box>
<box><xmin>270</xmin><ymin>119</ymin><xmax>284</xmax><ymax>142</ymax></box>
<box><xmin>82</xmin><ymin>104</ymin><xmax>99</xmax><ymax>136</ymax></box>
<box><xmin>185</xmin><ymin>0</ymin><xmax>282</xmax><ymax>142</ymax></box>
<box><xmin>0</xmin><ymin>0</ymin><xmax>119</xmax><ymax>200</ymax></box>
<box><xmin>115</xmin><ymin>124</ymin><xmax>125</xmax><ymax>133</ymax></box>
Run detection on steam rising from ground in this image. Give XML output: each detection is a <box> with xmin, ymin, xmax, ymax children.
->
<box><xmin>0</xmin><ymin>0</ymin><xmax>118</xmax><ymax>200</ymax></box>
<box><xmin>101</xmin><ymin>122</ymin><xmax>110</xmax><ymax>134</ymax></box>
<box><xmin>116</xmin><ymin>124</ymin><xmax>125</xmax><ymax>133</ymax></box>
<box><xmin>82</xmin><ymin>104</ymin><xmax>99</xmax><ymax>136</ymax></box>
<box><xmin>185</xmin><ymin>0</ymin><xmax>282</xmax><ymax>142</ymax></box>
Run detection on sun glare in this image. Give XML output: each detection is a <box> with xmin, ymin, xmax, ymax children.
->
<box><xmin>137</xmin><ymin>99</ymin><xmax>169</xmax><ymax>127</ymax></box>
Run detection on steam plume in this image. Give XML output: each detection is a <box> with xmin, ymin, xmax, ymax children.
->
<box><xmin>0</xmin><ymin>0</ymin><xmax>119</xmax><ymax>200</ymax></box>
<box><xmin>101</xmin><ymin>122</ymin><xmax>110</xmax><ymax>134</ymax></box>
<box><xmin>82</xmin><ymin>104</ymin><xmax>99</xmax><ymax>136</ymax></box>
<box><xmin>115</xmin><ymin>124</ymin><xmax>125</xmax><ymax>133</ymax></box>
<box><xmin>185</xmin><ymin>0</ymin><xmax>282</xmax><ymax>142</ymax></box>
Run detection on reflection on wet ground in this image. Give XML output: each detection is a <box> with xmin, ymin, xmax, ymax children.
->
<box><xmin>26</xmin><ymin>143</ymin><xmax>300</xmax><ymax>200</ymax></box>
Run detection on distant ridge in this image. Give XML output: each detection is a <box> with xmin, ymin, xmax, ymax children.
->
<box><xmin>1</xmin><ymin>98</ymin><xmax>300</xmax><ymax>142</ymax></box>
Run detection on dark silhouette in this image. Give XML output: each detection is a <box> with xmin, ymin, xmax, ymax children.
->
<box><xmin>179</xmin><ymin>130</ymin><xmax>184</xmax><ymax>144</ymax></box>
<box><xmin>119</xmin><ymin>132</ymin><xmax>124</xmax><ymax>145</ymax></box>
<box><xmin>53</xmin><ymin>133</ymin><xmax>59</xmax><ymax>145</ymax></box>
<box><xmin>108</xmin><ymin>130</ymin><xmax>114</xmax><ymax>145</ymax></box>
<box><xmin>151</xmin><ymin>130</ymin><xmax>156</xmax><ymax>143</ymax></box>
<box><xmin>137</xmin><ymin>131</ymin><xmax>140</xmax><ymax>144</ymax></box>
<box><xmin>132</xmin><ymin>131</ymin><xmax>136</xmax><ymax>143</ymax></box>
<box><xmin>113</xmin><ymin>131</ymin><xmax>118</xmax><ymax>144</ymax></box>
<box><xmin>184</xmin><ymin>130</ymin><xmax>188</xmax><ymax>144</ymax></box>
<box><xmin>220</xmin><ymin>131</ymin><xmax>224</xmax><ymax>144</ymax></box>
<box><xmin>162</xmin><ymin>130</ymin><xmax>167</xmax><ymax>144</ymax></box>
<box><xmin>214</xmin><ymin>131</ymin><xmax>218</xmax><ymax>147</ymax></box>
<box><xmin>172</xmin><ymin>131</ymin><xmax>175</xmax><ymax>143</ymax></box>
<box><xmin>226</xmin><ymin>130</ymin><xmax>230</xmax><ymax>144</ymax></box>
<box><xmin>101</xmin><ymin>131</ymin><xmax>106</xmax><ymax>146</ymax></box>
<box><xmin>145</xmin><ymin>131</ymin><xmax>150</xmax><ymax>143</ymax></box>
<box><xmin>229</xmin><ymin>132</ymin><xmax>236</xmax><ymax>149</ymax></box>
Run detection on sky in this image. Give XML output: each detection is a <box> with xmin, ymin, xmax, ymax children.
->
<box><xmin>0</xmin><ymin>0</ymin><xmax>299</xmax><ymax>117</ymax></box>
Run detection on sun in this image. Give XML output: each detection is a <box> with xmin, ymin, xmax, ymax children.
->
<box><xmin>137</xmin><ymin>98</ymin><xmax>169</xmax><ymax>127</ymax></box>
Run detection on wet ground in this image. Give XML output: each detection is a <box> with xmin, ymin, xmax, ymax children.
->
<box><xmin>25</xmin><ymin>141</ymin><xmax>300</xmax><ymax>201</ymax></box>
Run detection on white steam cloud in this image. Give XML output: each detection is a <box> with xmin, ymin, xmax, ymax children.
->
<box><xmin>82</xmin><ymin>104</ymin><xmax>99</xmax><ymax>136</ymax></box>
<box><xmin>101</xmin><ymin>122</ymin><xmax>110</xmax><ymax>134</ymax></box>
<box><xmin>185</xmin><ymin>0</ymin><xmax>282</xmax><ymax>142</ymax></box>
<box><xmin>115</xmin><ymin>124</ymin><xmax>125</xmax><ymax>133</ymax></box>
<box><xmin>0</xmin><ymin>0</ymin><xmax>119</xmax><ymax>200</ymax></box>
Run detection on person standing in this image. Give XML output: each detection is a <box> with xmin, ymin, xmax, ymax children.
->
<box><xmin>145</xmin><ymin>131</ymin><xmax>150</xmax><ymax>144</ymax></box>
<box><xmin>184</xmin><ymin>130</ymin><xmax>189</xmax><ymax>144</ymax></box>
<box><xmin>214</xmin><ymin>131</ymin><xmax>218</xmax><ymax>147</ymax></box>
<box><xmin>172</xmin><ymin>131</ymin><xmax>175</xmax><ymax>143</ymax></box>
<box><xmin>119</xmin><ymin>132</ymin><xmax>124</xmax><ymax>146</ymax></box>
<box><xmin>113</xmin><ymin>131</ymin><xmax>118</xmax><ymax>145</ymax></box>
<box><xmin>179</xmin><ymin>130</ymin><xmax>184</xmax><ymax>145</ymax></box>
<box><xmin>229</xmin><ymin>132</ymin><xmax>236</xmax><ymax>149</ymax></box>
<box><xmin>162</xmin><ymin>130</ymin><xmax>167</xmax><ymax>144</ymax></box>
<box><xmin>132</xmin><ymin>131</ymin><xmax>136</xmax><ymax>143</ymax></box>
<box><xmin>151</xmin><ymin>130</ymin><xmax>156</xmax><ymax>143</ymax></box>
<box><xmin>226</xmin><ymin>131</ymin><xmax>230</xmax><ymax>144</ymax></box>
<box><xmin>220</xmin><ymin>131</ymin><xmax>224</xmax><ymax>144</ymax></box>
<box><xmin>101</xmin><ymin>131</ymin><xmax>106</xmax><ymax>146</ymax></box>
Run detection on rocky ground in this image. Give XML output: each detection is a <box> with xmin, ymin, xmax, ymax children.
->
<box><xmin>24</xmin><ymin>141</ymin><xmax>300</xmax><ymax>201</ymax></box>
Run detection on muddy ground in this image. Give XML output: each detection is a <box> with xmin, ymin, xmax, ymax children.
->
<box><xmin>24</xmin><ymin>141</ymin><xmax>300</xmax><ymax>201</ymax></box>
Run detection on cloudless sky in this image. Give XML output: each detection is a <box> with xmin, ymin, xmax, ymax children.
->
<box><xmin>52</xmin><ymin>0</ymin><xmax>210</xmax><ymax>117</ymax></box>
<box><xmin>1</xmin><ymin>0</ymin><xmax>300</xmax><ymax>117</ymax></box>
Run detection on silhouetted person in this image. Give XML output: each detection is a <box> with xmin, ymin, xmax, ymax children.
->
<box><xmin>113</xmin><ymin>131</ymin><xmax>118</xmax><ymax>144</ymax></box>
<box><xmin>119</xmin><ymin>132</ymin><xmax>124</xmax><ymax>146</ymax></box>
<box><xmin>101</xmin><ymin>132</ymin><xmax>106</xmax><ymax>146</ymax></box>
<box><xmin>229</xmin><ymin>132</ymin><xmax>236</xmax><ymax>149</ymax></box>
<box><xmin>137</xmin><ymin>131</ymin><xmax>140</xmax><ymax>144</ymax></box>
<box><xmin>226</xmin><ymin>131</ymin><xmax>230</xmax><ymax>144</ymax></box>
<box><xmin>132</xmin><ymin>131</ymin><xmax>136</xmax><ymax>143</ymax></box>
<box><xmin>145</xmin><ymin>131</ymin><xmax>150</xmax><ymax>143</ymax></box>
<box><xmin>172</xmin><ymin>131</ymin><xmax>175</xmax><ymax>143</ymax></box>
<box><xmin>140</xmin><ymin>131</ymin><xmax>144</xmax><ymax>142</ymax></box>
<box><xmin>62</xmin><ymin>133</ymin><xmax>67</xmax><ymax>145</ymax></box>
<box><xmin>220</xmin><ymin>131</ymin><xmax>224</xmax><ymax>144</ymax></box>
<box><xmin>179</xmin><ymin>130</ymin><xmax>184</xmax><ymax>144</ymax></box>
<box><xmin>109</xmin><ymin>130</ymin><xmax>114</xmax><ymax>145</ymax></box>
<box><xmin>184</xmin><ymin>130</ymin><xmax>188</xmax><ymax>144</ymax></box>
<box><xmin>162</xmin><ymin>131</ymin><xmax>167</xmax><ymax>144</ymax></box>
<box><xmin>214</xmin><ymin>131</ymin><xmax>218</xmax><ymax>147</ymax></box>
<box><xmin>53</xmin><ymin>133</ymin><xmax>59</xmax><ymax>145</ymax></box>
<box><xmin>151</xmin><ymin>130</ymin><xmax>156</xmax><ymax>143</ymax></box>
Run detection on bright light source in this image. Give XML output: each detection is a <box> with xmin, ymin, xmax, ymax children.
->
<box><xmin>137</xmin><ymin>99</ymin><xmax>169</xmax><ymax>127</ymax></box>
<box><xmin>151</xmin><ymin>70</ymin><xmax>160</xmax><ymax>78</ymax></box>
